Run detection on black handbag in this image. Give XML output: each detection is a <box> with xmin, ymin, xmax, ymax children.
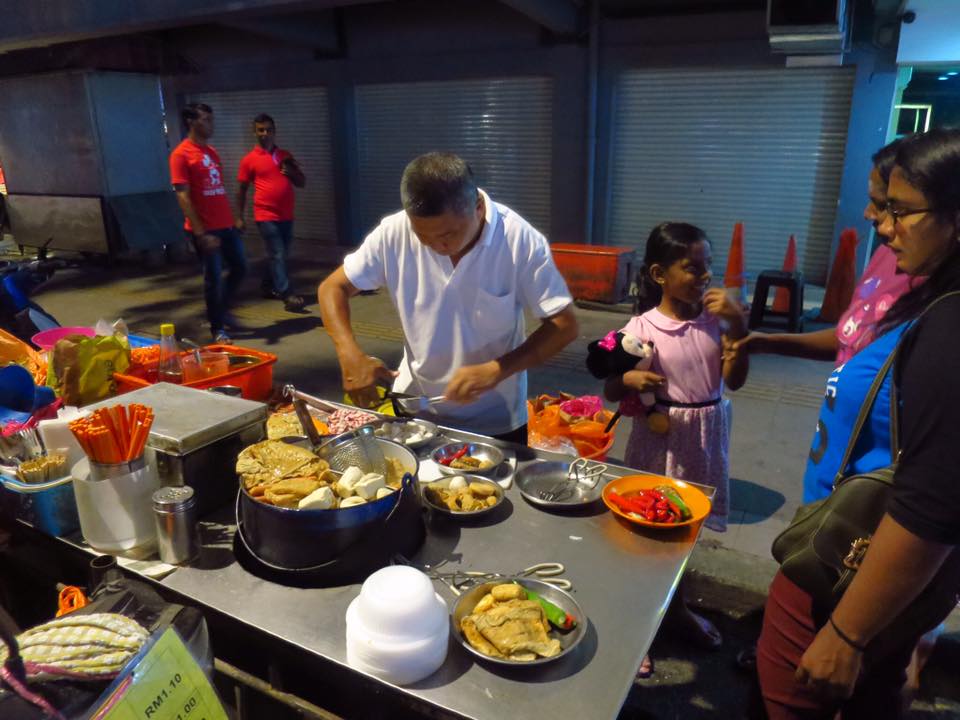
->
<box><xmin>771</xmin><ymin>291</ymin><xmax>960</xmax><ymax>657</ymax></box>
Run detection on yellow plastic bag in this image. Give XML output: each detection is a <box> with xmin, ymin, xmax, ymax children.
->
<box><xmin>47</xmin><ymin>334</ymin><xmax>131</xmax><ymax>406</ymax></box>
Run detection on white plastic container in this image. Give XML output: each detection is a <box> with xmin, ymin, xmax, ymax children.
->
<box><xmin>345</xmin><ymin>566</ymin><xmax>448</xmax><ymax>685</ymax></box>
<box><xmin>37</xmin><ymin>407</ymin><xmax>89</xmax><ymax>469</ymax></box>
<box><xmin>71</xmin><ymin>456</ymin><xmax>161</xmax><ymax>558</ymax></box>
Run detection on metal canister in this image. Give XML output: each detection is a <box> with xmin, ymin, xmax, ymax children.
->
<box><xmin>152</xmin><ymin>486</ymin><xmax>199</xmax><ymax>565</ymax></box>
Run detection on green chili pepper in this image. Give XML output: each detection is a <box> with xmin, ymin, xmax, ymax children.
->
<box><xmin>655</xmin><ymin>485</ymin><xmax>692</xmax><ymax>520</ymax></box>
<box><xmin>524</xmin><ymin>588</ymin><xmax>577</xmax><ymax>630</ymax></box>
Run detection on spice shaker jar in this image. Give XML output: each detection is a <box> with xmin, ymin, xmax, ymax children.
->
<box><xmin>152</xmin><ymin>486</ymin><xmax>199</xmax><ymax>565</ymax></box>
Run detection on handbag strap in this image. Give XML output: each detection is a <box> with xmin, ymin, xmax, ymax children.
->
<box><xmin>832</xmin><ymin>344</ymin><xmax>898</xmax><ymax>486</ymax></box>
<box><xmin>833</xmin><ymin>290</ymin><xmax>960</xmax><ymax>486</ymax></box>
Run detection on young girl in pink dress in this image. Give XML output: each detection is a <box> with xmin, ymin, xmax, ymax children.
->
<box><xmin>606</xmin><ymin>222</ymin><xmax>749</xmax><ymax>532</ymax></box>
<box><xmin>605</xmin><ymin>222</ymin><xmax>749</xmax><ymax>677</ymax></box>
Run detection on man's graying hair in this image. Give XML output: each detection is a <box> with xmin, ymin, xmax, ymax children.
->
<box><xmin>400</xmin><ymin>153</ymin><xmax>478</xmax><ymax>217</ymax></box>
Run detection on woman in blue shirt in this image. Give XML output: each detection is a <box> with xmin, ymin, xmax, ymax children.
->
<box><xmin>757</xmin><ymin>128</ymin><xmax>960</xmax><ymax>718</ymax></box>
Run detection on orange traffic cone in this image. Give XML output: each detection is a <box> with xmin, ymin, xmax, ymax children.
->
<box><xmin>818</xmin><ymin>228</ymin><xmax>859</xmax><ymax>323</ymax></box>
<box><xmin>724</xmin><ymin>222</ymin><xmax>746</xmax><ymax>304</ymax></box>
<box><xmin>773</xmin><ymin>235</ymin><xmax>798</xmax><ymax>312</ymax></box>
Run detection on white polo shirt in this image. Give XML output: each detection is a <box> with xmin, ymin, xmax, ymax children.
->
<box><xmin>343</xmin><ymin>190</ymin><xmax>573</xmax><ymax>436</ymax></box>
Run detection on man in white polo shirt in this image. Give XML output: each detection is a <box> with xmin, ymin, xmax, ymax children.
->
<box><xmin>318</xmin><ymin>152</ymin><xmax>577</xmax><ymax>442</ymax></box>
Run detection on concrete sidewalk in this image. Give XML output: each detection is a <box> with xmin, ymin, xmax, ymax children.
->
<box><xmin>24</xmin><ymin>249</ymin><xmax>960</xmax><ymax>715</ymax></box>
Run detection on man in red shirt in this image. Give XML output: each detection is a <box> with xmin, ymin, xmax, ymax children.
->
<box><xmin>170</xmin><ymin>103</ymin><xmax>247</xmax><ymax>343</ymax></box>
<box><xmin>236</xmin><ymin>114</ymin><xmax>306</xmax><ymax>312</ymax></box>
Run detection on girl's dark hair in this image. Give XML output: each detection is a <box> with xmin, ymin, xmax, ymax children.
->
<box><xmin>633</xmin><ymin>222</ymin><xmax>710</xmax><ymax>314</ymax></box>
<box><xmin>879</xmin><ymin>128</ymin><xmax>960</xmax><ymax>332</ymax></box>
<box><xmin>871</xmin><ymin>136</ymin><xmax>905</xmax><ymax>184</ymax></box>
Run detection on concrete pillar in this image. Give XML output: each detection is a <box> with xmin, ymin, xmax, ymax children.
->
<box><xmin>829</xmin><ymin>46</ymin><xmax>899</xmax><ymax>274</ymax></box>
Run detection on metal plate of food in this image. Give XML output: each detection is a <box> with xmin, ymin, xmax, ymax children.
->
<box><xmin>373</xmin><ymin>418</ymin><xmax>440</xmax><ymax>450</ymax></box>
<box><xmin>433</xmin><ymin>442</ymin><xmax>504</xmax><ymax>476</ymax></box>
<box><xmin>421</xmin><ymin>474</ymin><xmax>503</xmax><ymax>517</ymax></box>
<box><xmin>515</xmin><ymin>460</ymin><xmax>608</xmax><ymax>508</ymax></box>
<box><xmin>451</xmin><ymin>578</ymin><xmax>585</xmax><ymax>666</ymax></box>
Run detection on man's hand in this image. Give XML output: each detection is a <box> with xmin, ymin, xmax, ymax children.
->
<box><xmin>341</xmin><ymin>353</ymin><xmax>398</xmax><ymax>409</ymax></box>
<box><xmin>444</xmin><ymin>361</ymin><xmax>503</xmax><ymax>404</ymax></box>
<box><xmin>622</xmin><ymin>370</ymin><xmax>665</xmax><ymax>394</ymax></box>
<box><xmin>794</xmin><ymin>622</ymin><xmax>864</xmax><ymax>701</ymax></box>
<box><xmin>196</xmin><ymin>233</ymin><xmax>221</xmax><ymax>255</ymax></box>
<box><xmin>280</xmin><ymin>158</ymin><xmax>306</xmax><ymax>188</ymax></box>
<box><xmin>234</xmin><ymin>218</ymin><xmax>246</xmax><ymax>232</ymax></box>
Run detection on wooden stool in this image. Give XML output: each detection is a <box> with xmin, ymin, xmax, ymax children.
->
<box><xmin>749</xmin><ymin>270</ymin><xmax>804</xmax><ymax>332</ymax></box>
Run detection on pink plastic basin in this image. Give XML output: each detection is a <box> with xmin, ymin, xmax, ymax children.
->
<box><xmin>31</xmin><ymin>326</ymin><xmax>95</xmax><ymax>350</ymax></box>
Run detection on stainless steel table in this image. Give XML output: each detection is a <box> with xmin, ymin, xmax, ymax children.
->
<box><xmin>5</xmin><ymin>417</ymin><xmax>711</xmax><ymax>720</ymax></box>
<box><xmin>156</xmin><ymin>425</ymin><xmax>712</xmax><ymax>720</ymax></box>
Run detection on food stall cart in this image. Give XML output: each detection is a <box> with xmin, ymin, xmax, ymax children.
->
<box><xmin>1</xmin><ymin>390</ymin><xmax>713</xmax><ymax>720</ymax></box>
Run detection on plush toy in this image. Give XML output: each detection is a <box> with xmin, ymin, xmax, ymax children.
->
<box><xmin>586</xmin><ymin>331</ymin><xmax>669</xmax><ymax>434</ymax></box>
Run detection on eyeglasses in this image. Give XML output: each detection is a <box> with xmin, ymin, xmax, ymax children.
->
<box><xmin>883</xmin><ymin>203</ymin><xmax>936</xmax><ymax>222</ymax></box>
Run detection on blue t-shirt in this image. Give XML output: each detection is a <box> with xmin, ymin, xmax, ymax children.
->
<box><xmin>803</xmin><ymin>323</ymin><xmax>909</xmax><ymax>503</ymax></box>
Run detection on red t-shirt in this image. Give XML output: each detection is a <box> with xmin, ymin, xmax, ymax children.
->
<box><xmin>237</xmin><ymin>146</ymin><xmax>296</xmax><ymax>222</ymax></box>
<box><xmin>169</xmin><ymin>139</ymin><xmax>234</xmax><ymax>232</ymax></box>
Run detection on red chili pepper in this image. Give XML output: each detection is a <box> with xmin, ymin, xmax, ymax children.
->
<box><xmin>663</xmin><ymin>498</ymin><xmax>683</xmax><ymax>518</ymax></box>
<box><xmin>609</xmin><ymin>492</ymin><xmax>648</xmax><ymax>515</ymax></box>
<box><xmin>633</xmin><ymin>494</ymin><xmax>655</xmax><ymax>509</ymax></box>
<box><xmin>439</xmin><ymin>445</ymin><xmax>470</xmax><ymax>466</ymax></box>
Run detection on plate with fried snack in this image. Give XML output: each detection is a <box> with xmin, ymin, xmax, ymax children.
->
<box><xmin>451</xmin><ymin>579</ymin><xmax>585</xmax><ymax>666</ymax></box>
<box><xmin>422</xmin><ymin>474</ymin><xmax>503</xmax><ymax>517</ymax></box>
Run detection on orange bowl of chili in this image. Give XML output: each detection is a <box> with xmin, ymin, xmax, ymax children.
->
<box><xmin>602</xmin><ymin>474</ymin><xmax>711</xmax><ymax>528</ymax></box>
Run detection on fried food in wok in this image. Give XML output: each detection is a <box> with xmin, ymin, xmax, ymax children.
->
<box><xmin>238</xmin><ymin>439</ymin><xmax>407</xmax><ymax>510</ymax></box>
<box><xmin>236</xmin><ymin>439</ymin><xmax>329</xmax><ymax>491</ymax></box>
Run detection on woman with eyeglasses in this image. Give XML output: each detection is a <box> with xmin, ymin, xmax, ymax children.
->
<box><xmin>754</xmin><ymin>128</ymin><xmax>960</xmax><ymax>719</ymax></box>
<box><xmin>734</xmin><ymin>138</ymin><xmax>921</xmax><ymax>380</ymax></box>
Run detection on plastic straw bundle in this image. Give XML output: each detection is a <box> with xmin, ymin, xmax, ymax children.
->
<box><xmin>69</xmin><ymin>404</ymin><xmax>154</xmax><ymax>464</ymax></box>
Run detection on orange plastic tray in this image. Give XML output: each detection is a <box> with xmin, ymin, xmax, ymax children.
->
<box><xmin>602</xmin><ymin>474</ymin><xmax>712</xmax><ymax>529</ymax></box>
<box><xmin>113</xmin><ymin>344</ymin><xmax>277</xmax><ymax>401</ymax></box>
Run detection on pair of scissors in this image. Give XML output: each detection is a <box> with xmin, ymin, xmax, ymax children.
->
<box><xmin>409</xmin><ymin>559</ymin><xmax>571</xmax><ymax>596</ymax></box>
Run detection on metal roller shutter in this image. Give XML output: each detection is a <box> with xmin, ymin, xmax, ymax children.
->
<box><xmin>184</xmin><ymin>87</ymin><xmax>336</xmax><ymax>245</ymax></box>
<box><xmin>607</xmin><ymin>67</ymin><xmax>855</xmax><ymax>284</ymax></box>
<box><xmin>355</xmin><ymin>77</ymin><xmax>553</xmax><ymax>238</ymax></box>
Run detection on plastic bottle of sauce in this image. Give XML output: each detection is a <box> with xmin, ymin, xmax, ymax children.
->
<box><xmin>158</xmin><ymin>323</ymin><xmax>184</xmax><ymax>384</ymax></box>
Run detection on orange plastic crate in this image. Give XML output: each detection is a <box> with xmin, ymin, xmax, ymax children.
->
<box><xmin>113</xmin><ymin>344</ymin><xmax>277</xmax><ymax>401</ymax></box>
<box><xmin>550</xmin><ymin>244</ymin><xmax>636</xmax><ymax>304</ymax></box>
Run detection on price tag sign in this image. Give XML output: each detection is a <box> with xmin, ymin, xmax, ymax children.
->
<box><xmin>89</xmin><ymin>628</ymin><xmax>228</xmax><ymax>720</ymax></box>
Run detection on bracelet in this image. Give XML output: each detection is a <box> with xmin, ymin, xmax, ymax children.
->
<box><xmin>828</xmin><ymin>616</ymin><xmax>867</xmax><ymax>653</ymax></box>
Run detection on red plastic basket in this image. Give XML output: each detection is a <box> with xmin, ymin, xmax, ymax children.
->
<box><xmin>113</xmin><ymin>344</ymin><xmax>277</xmax><ymax>401</ymax></box>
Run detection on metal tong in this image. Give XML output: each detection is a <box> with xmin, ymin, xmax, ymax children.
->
<box><xmin>399</xmin><ymin>558</ymin><xmax>572</xmax><ymax>596</ymax></box>
<box><xmin>539</xmin><ymin>458</ymin><xmax>608</xmax><ymax>503</ymax></box>
<box><xmin>283</xmin><ymin>385</ymin><xmax>339</xmax><ymax>448</ymax></box>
